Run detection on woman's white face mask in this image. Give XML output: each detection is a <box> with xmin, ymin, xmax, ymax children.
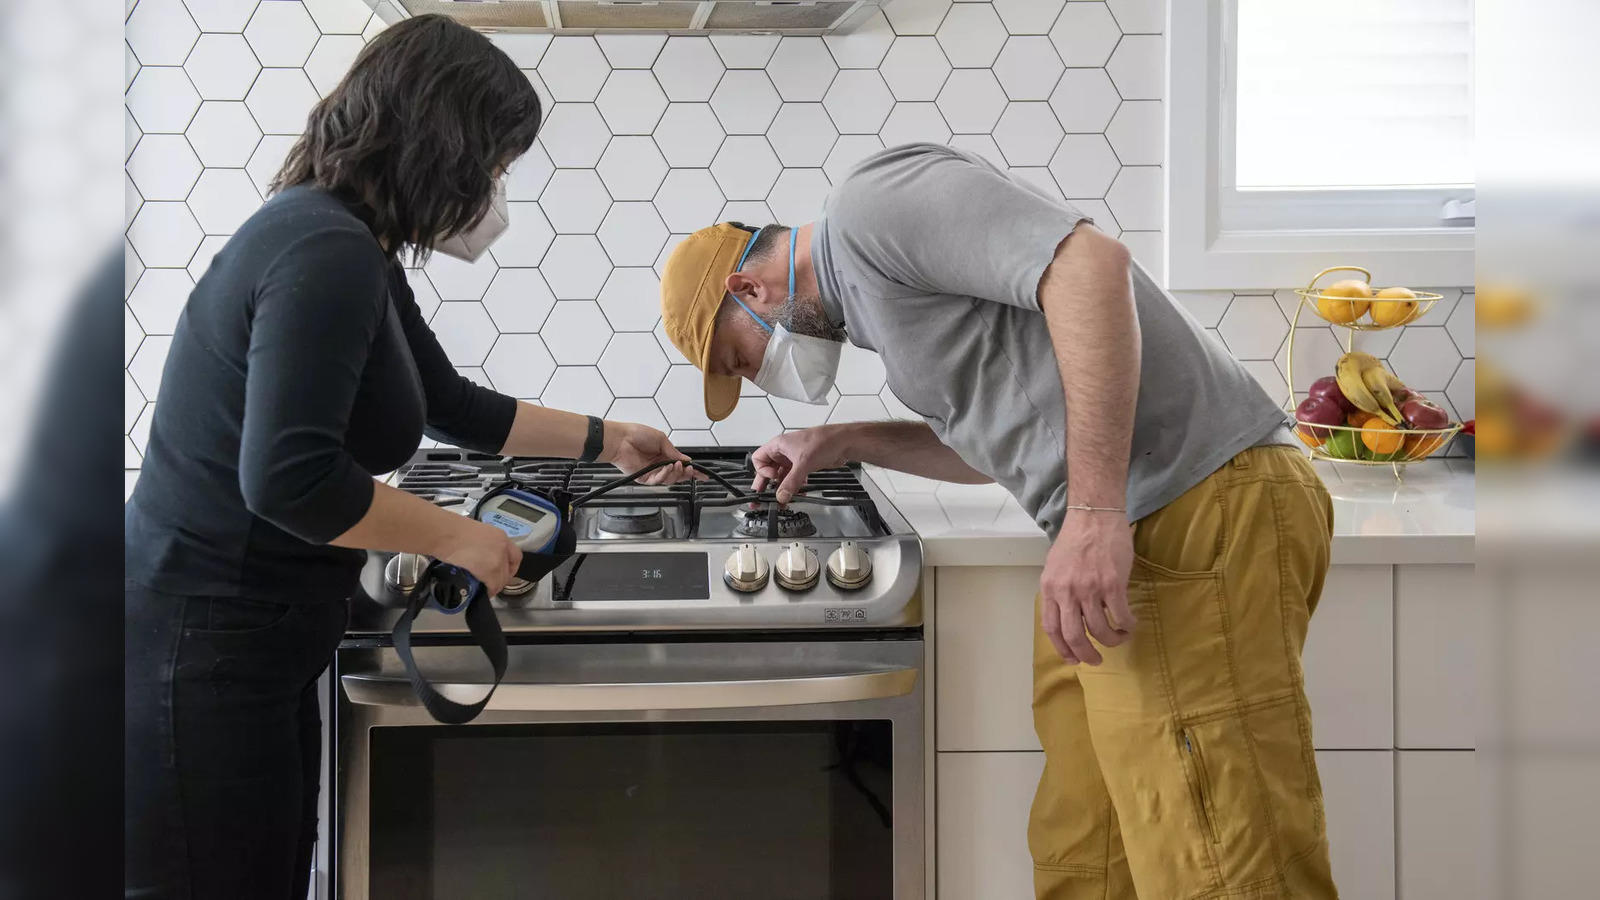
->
<box><xmin>434</xmin><ymin>177</ymin><xmax>508</xmax><ymax>263</ymax></box>
<box><xmin>731</xmin><ymin>228</ymin><xmax>841</xmax><ymax>405</ymax></box>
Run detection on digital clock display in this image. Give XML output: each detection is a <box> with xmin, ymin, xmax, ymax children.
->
<box><xmin>553</xmin><ymin>552</ymin><xmax>709</xmax><ymax>601</ymax></box>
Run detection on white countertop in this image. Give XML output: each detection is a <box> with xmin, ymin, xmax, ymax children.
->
<box><xmin>865</xmin><ymin>458</ymin><xmax>1474</xmax><ymax>567</ymax></box>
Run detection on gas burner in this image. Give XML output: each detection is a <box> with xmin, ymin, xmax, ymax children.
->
<box><xmin>597</xmin><ymin>506</ymin><xmax>666</xmax><ymax>536</ymax></box>
<box><xmin>734</xmin><ymin>504</ymin><xmax>816</xmax><ymax>539</ymax></box>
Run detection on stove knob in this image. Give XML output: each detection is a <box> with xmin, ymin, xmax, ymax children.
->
<box><xmin>826</xmin><ymin>541</ymin><xmax>873</xmax><ymax>590</ymax></box>
<box><xmin>774</xmin><ymin>542</ymin><xmax>821</xmax><ymax>591</ymax></box>
<box><xmin>384</xmin><ymin>553</ymin><xmax>430</xmax><ymax>594</ymax></box>
<box><xmin>500</xmin><ymin>577</ymin><xmax>536</xmax><ymax>597</ymax></box>
<box><xmin>723</xmin><ymin>543</ymin><xmax>771</xmax><ymax>593</ymax></box>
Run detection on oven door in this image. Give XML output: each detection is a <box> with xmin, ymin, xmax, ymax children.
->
<box><xmin>335</xmin><ymin>638</ymin><xmax>924</xmax><ymax>900</ymax></box>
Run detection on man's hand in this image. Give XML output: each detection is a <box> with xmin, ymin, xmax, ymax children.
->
<box><xmin>1039</xmin><ymin>511</ymin><xmax>1137</xmax><ymax>664</ymax></box>
<box><xmin>604</xmin><ymin>423</ymin><xmax>703</xmax><ymax>485</ymax></box>
<box><xmin>751</xmin><ymin>426</ymin><xmax>849</xmax><ymax>503</ymax></box>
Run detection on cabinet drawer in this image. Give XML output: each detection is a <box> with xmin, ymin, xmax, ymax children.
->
<box><xmin>937</xmin><ymin>565</ymin><xmax>1395</xmax><ymax>751</ymax></box>
<box><xmin>935</xmin><ymin>567</ymin><xmax>1042</xmax><ymax>752</ymax></box>
<box><xmin>936</xmin><ymin>751</ymin><xmax>1044</xmax><ymax>900</ymax></box>
<box><xmin>1303</xmin><ymin>565</ymin><xmax>1395</xmax><ymax>749</ymax></box>
<box><xmin>1395</xmin><ymin>565</ymin><xmax>1478</xmax><ymax>748</ymax></box>
<box><xmin>1397</xmin><ymin>751</ymin><xmax>1482</xmax><ymax>899</ymax></box>
<box><xmin>1318</xmin><ymin>750</ymin><xmax>1396</xmax><ymax>900</ymax></box>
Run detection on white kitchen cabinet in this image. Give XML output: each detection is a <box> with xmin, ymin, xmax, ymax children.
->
<box><xmin>937</xmin><ymin>565</ymin><xmax>1396</xmax><ymax>751</ymax></box>
<box><xmin>1396</xmin><ymin>751</ymin><xmax>1482</xmax><ymax>900</ymax></box>
<box><xmin>934</xmin><ymin>567</ymin><xmax>1042</xmax><ymax>752</ymax></box>
<box><xmin>1303</xmin><ymin>565</ymin><xmax>1395</xmax><ymax>749</ymax></box>
<box><xmin>1318</xmin><ymin>750</ymin><xmax>1396</xmax><ymax>900</ymax></box>
<box><xmin>1395</xmin><ymin>565</ymin><xmax>1478</xmax><ymax>749</ymax></box>
<box><xmin>936</xmin><ymin>751</ymin><xmax>1044</xmax><ymax>900</ymax></box>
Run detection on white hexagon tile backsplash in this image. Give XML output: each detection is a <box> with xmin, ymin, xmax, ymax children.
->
<box><xmin>125</xmin><ymin>0</ymin><xmax>1473</xmax><ymax>469</ymax></box>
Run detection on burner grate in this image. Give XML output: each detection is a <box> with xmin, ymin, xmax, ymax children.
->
<box><xmin>390</xmin><ymin>447</ymin><xmax>890</xmax><ymax>536</ymax></box>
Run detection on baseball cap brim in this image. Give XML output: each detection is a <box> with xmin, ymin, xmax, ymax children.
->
<box><xmin>660</xmin><ymin>223</ymin><xmax>755</xmax><ymax>423</ymax></box>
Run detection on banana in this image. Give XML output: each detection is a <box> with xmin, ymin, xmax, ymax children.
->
<box><xmin>1360</xmin><ymin>364</ymin><xmax>1404</xmax><ymax>425</ymax></box>
<box><xmin>1335</xmin><ymin>352</ymin><xmax>1384</xmax><ymax>418</ymax></box>
<box><xmin>1380</xmin><ymin>369</ymin><xmax>1412</xmax><ymax>398</ymax></box>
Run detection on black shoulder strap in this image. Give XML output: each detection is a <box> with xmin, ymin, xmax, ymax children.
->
<box><xmin>389</xmin><ymin>523</ymin><xmax>577</xmax><ymax>725</ymax></box>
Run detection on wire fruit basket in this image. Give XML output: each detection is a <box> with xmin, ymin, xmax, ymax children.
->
<box><xmin>1286</xmin><ymin>266</ymin><xmax>1462</xmax><ymax>478</ymax></box>
<box><xmin>1291</xmin><ymin>265</ymin><xmax>1446</xmax><ymax>329</ymax></box>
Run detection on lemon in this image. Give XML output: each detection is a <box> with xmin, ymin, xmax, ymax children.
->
<box><xmin>1318</xmin><ymin>279</ymin><xmax>1373</xmax><ymax>324</ymax></box>
<box><xmin>1369</xmin><ymin>286</ymin><xmax>1419</xmax><ymax>327</ymax></box>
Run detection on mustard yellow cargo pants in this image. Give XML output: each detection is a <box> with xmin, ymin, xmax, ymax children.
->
<box><xmin>1029</xmin><ymin>446</ymin><xmax>1339</xmax><ymax>899</ymax></box>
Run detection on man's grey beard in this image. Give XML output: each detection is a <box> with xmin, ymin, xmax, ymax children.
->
<box><xmin>773</xmin><ymin>292</ymin><xmax>846</xmax><ymax>342</ymax></box>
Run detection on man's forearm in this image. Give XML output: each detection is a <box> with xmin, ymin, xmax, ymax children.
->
<box><xmin>835</xmin><ymin>421</ymin><xmax>993</xmax><ymax>484</ymax></box>
<box><xmin>1039</xmin><ymin>226</ymin><xmax>1139</xmax><ymax>509</ymax></box>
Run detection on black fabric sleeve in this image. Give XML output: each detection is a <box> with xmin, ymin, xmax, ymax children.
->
<box><xmin>238</xmin><ymin>228</ymin><xmax>388</xmax><ymax>543</ymax></box>
<box><xmin>390</xmin><ymin>265</ymin><xmax>518</xmax><ymax>453</ymax></box>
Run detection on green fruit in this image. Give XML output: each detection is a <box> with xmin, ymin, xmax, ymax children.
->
<box><xmin>1324</xmin><ymin>430</ymin><xmax>1364</xmax><ymax>459</ymax></box>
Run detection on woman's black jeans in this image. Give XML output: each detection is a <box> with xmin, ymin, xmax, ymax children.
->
<box><xmin>125</xmin><ymin>585</ymin><xmax>348</xmax><ymax>899</ymax></box>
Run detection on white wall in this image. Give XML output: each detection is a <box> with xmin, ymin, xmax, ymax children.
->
<box><xmin>124</xmin><ymin>0</ymin><xmax>1475</xmax><ymax>475</ymax></box>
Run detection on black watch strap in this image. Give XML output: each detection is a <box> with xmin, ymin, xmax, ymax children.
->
<box><xmin>579</xmin><ymin>415</ymin><xmax>605</xmax><ymax>462</ymax></box>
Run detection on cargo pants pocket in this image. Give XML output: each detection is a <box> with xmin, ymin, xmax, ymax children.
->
<box><xmin>1079</xmin><ymin>559</ymin><xmax>1333</xmax><ymax>899</ymax></box>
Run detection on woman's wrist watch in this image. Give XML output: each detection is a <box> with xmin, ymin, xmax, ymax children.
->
<box><xmin>579</xmin><ymin>415</ymin><xmax>606</xmax><ymax>463</ymax></box>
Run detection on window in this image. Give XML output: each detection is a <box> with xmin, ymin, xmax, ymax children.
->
<box><xmin>1167</xmin><ymin>0</ymin><xmax>1475</xmax><ymax>290</ymax></box>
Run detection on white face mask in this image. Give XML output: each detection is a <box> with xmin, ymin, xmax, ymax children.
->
<box><xmin>732</xmin><ymin>227</ymin><xmax>841</xmax><ymax>405</ymax></box>
<box><xmin>434</xmin><ymin>177</ymin><xmax>508</xmax><ymax>262</ymax></box>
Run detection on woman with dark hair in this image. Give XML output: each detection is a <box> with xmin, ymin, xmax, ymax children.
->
<box><xmin>125</xmin><ymin>16</ymin><xmax>688</xmax><ymax>898</ymax></box>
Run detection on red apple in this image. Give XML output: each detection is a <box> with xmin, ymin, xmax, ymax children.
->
<box><xmin>1308</xmin><ymin>375</ymin><xmax>1354</xmax><ymax>413</ymax></box>
<box><xmin>1296</xmin><ymin>396</ymin><xmax>1345</xmax><ymax>440</ymax></box>
<box><xmin>1400</xmin><ymin>397</ymin><xmax>1449</xmax><ymax>430</ymax></box>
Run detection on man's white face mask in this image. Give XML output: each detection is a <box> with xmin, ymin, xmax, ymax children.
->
<box><xmin>731</xmin><ymin>227</ymin><xmax>841</xmax><ymax>405</ymax></box>
<box><xmin>434</xmin><ymin>177</ymin><xmax>508</xmax><ymax>263</ymax></box>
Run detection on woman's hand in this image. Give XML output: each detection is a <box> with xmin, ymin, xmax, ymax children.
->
<box><xmin>603</xmin><ymin>421</ymin><xmax>703</xmax><ymax>484</ymax></box>
<box><xmin>436</xmin><ymin>519</ymin><xmax>522</xmax><ymax>597</ymax></box>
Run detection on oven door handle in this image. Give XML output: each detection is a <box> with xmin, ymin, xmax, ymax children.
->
<box><xmin>340</xmin><ymin>665</ymin><xmax>918</xmax><ymax>712</ymax></box>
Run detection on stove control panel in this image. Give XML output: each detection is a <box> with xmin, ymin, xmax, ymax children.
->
<box><xmin>722</xmin><ymin>543</ymin><xmax>771</xmax><ymax>593</ymax></box>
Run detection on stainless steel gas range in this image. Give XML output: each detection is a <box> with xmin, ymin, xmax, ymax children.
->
<box><xmin>328</xmin><ymin>448</ymin><xmax>926</xmax><ymax>900</ymax></box>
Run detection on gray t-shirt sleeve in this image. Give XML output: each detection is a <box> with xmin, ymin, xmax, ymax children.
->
<box><xmin>824</xmin><ymin>143</ymin><xmax>1090</xmax><ymax>311</ymax></box>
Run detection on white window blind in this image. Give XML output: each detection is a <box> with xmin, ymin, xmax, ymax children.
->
<box><xmin>1234</xmin><ymin>0</ymin><xmax>1474</xmax><ymax>190</ymax></box>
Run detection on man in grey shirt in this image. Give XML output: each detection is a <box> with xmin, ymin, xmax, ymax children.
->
<box><xmin>661</xmin><ymin>144</ymin><xmax>1338</xmax><ymax>898</ymax></box>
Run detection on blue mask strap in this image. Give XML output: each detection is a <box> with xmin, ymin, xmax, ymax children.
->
<box><xmin>787</xmin><ymin>225</ymin><xmax>798</xmax><ymax>299</ymax></box>
<box><xmin>729</xmin><ymin>228</ymin><xmax>774</xmax><ymax>334</ymax></box>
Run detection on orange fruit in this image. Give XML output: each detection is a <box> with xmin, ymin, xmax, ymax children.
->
<box><xmin>1296</xmin><ymin>424</ymin><xmax>1326</xmax><ymax>448</ymax></box>
<box><xmin>1404</xmin><ymin>431</ymin><xmax>1448</xmax><ymax>460</ymax></box>
<box><xmin>1347</xmin><ymin>411</ymin><xmax>1376</xmax><ymax>427</ymax></box>
<box><xmin>1318</xmin><ymin>279</ymin><xmax>1373</xmax><ymax>324</ymax></box>
<box><xmin>1369</xmin><ymin>286</ymin><xmax>1419</xmax><ymax>326</ymax></box>
<box><xmin>1360</xmin><ymin>419</ymin><xmax>1405</xmax><ymax>455</ymax></box>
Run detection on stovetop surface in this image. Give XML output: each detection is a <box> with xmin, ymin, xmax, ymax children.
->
<box><xmin>394</xmin><ymin>447</ymin><xmax>892</xmax><ymax>541</ymax></box>
<box><xmin>346</xmin><ymin>447</ymin><xmax>923</xmax><ymax>636</ymax></box>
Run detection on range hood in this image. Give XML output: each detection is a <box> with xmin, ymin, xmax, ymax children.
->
<box><xmin>362</xmin><ymin>0</ymin><xmax>885</xmax><ymax>34</ymax></box>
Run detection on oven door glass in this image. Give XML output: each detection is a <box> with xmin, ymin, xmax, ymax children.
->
<box><xmin>367</xmin><ymin>721</ymin><xmax>894</xmax><ymax>899</ymax></box>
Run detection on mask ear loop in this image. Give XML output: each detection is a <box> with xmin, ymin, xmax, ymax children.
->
<box><xmin>728</xmin><ymin>228</ymin><xmax>773</xmax><ymax>334</ymax></box>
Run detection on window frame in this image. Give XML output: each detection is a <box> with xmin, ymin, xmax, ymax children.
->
<box><xmin>1166</xmin><ymin>0</ymin><xmax>1474</xmax><ymax>290</ymax></box>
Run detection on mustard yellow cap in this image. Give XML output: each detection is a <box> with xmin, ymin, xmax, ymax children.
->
<box><xmin>659</xmin><ymin>222</ymin><xmax>753</xmax><ymax>422</ymax></box>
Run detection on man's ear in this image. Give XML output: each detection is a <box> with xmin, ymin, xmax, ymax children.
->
<box><xmin>725</xmin><ymin>271</ymin><xmax>760</xmax><ymax>304</ymax></box>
